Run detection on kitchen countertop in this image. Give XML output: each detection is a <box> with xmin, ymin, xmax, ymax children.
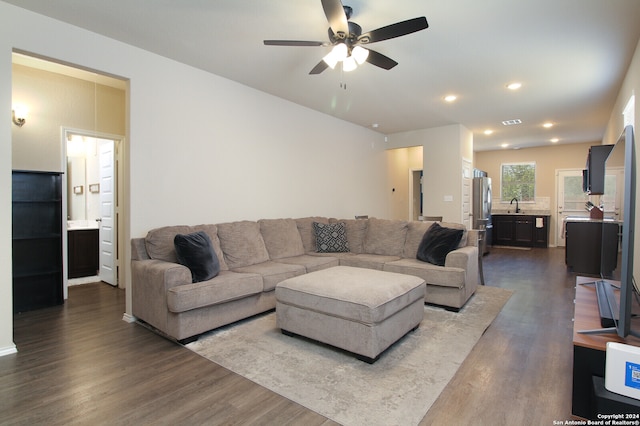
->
<box><xmin>491</xmin><ymin>210</ymin><xmax>551</xmax><ymax>216</ymax></box>
<box><xmin>563</xmin><ymin>216</ymin><xmax>621</xmax><ymax>224</ymax></box>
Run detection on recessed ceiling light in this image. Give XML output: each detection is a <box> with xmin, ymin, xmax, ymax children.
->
<box><xmin>550</xmin><ymin>138</ymin><xmax>559</xmax><ymax>143</ymax></box>
<box><xmin>444</xmin><ymin>95</ymin><xmax>457</xmax><ymax>102</ymax></box>
<box><xmin>506</xmin><ymin>82</ymin><xmax>522</xmax><ymax>90</ymax></box>
<box><xmin>502</xmin><ymin>119</ymin><xmax>522</xmax><ymax>126</ymax></box>
<box><xmin>501</xmin><ymin>143</ymin><xmax>509</xmax><ymax>148</ymax></box>
<box><xmin>484</xmin><ymin>129</ymin><xmax>494</xmax><ymax>135</ymax></box>
<box><xmin>543</xmin><ymin>122</ymin><xmax>554</xmax><ymax>128</ymax></box>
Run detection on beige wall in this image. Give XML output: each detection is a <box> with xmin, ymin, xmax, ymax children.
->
<box><xmin>0</xmin><ymin>2</ymin><xmax>390</xmax><ymax>354</ymax></box>
<box><xmin>387</xmin><ymin>124</ymin><xmax>472</xmax><ymax>224</ymax></box>
<box><xmin>386</xmin><ymin>146</ymin><xmax>422</xmax><ymax>220</ymax></box>
<box><xmin>12</xmin><ymin>63</ymin><xmax>125</xmax><ymax>172</ymax></box>
<box><xmin>475</xmin><ymin>142</ymin><xmax>595</xmax><ymax>245</ymax></box>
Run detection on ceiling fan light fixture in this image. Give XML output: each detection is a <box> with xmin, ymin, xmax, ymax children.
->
<box><xmin>323</xmin><ymin>51</ymin><xmax>340</xmax><ymax>69</ymax></box>
<box><xmin>322</xmin><ymin>43</ymin><xmax>348</xmax><ymax>68</ymax></box>
<box><xmin>352</xmin><ymin>46</ymin><xmax>369</xmax><ymax>65</ymax></box>
<box><xmin>343</xmin><ymin>56</ymin><xmax>357</xmax><ymax>72</ymax></box>
<box><xmin>332</xmin><ymin>43</ymin><xmax>348</xmax><ymax>61</ymax></box>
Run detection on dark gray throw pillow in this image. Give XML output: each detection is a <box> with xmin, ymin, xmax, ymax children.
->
<box><xmin>416</xmin><ymin>222</ymin><xmax>464</xmax><ymax>266</ymax></box>
<box><xmin>174</xmin><ymin>231</ymin><xmax>220</xmax><ymax>283</ymax></box>
<box><xmin>313</xmin><ymin>222</ymin><xmax>350</xmax><ymax>253</ymax></box>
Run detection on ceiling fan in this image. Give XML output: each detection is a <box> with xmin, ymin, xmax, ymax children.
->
<box><xmin>263</xmin><ymin>0</ymin><xmax>429</xmax><ymax>74</ymax></box>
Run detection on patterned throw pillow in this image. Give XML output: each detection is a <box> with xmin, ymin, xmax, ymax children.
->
<box><xmin>313</xmin><ymin>222</ymin><xmax>350</xmax><ymax>253</ymax></box>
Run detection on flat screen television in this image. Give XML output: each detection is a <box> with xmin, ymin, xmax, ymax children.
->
<box><xmin>578</xmin><ymin>125</ymin><xmax>639</xmax><ymax>338</ymax></box>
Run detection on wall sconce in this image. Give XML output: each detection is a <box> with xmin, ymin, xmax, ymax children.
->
<box><xmin>12</xmin><ymin>105</ymin><xmax>27</xmax><ymax>127</ymax></box>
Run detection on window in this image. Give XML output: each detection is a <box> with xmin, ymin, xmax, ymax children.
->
<box><xmin>501</xmin><ymin>162</ymin><xmax>535</xmax><ymax>202</ymax></box>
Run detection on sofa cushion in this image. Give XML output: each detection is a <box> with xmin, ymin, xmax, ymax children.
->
<box><xmin>145</xmin><ymin>224</ymin><xmax>229</xmax><ymax>270</ymax></box>
<box><xmin>339</xmin><ymin>253</ymin><xmax>401</xmax><ymax>271</ymax></box>
<box><xmin>145</xmin><ymin>225</ymin><xmax>193</xmax><ymax>263</ymax></box>
<box><xmin>166</xmin><ymin>270</ymin><xmax>263</xmax><ymax>313</ymax></box>
<box><xmin>363</xmin><ymin>218</ymin><xmax>408</xmax><ymax>256</ymax></box>
<box><xmin>217</xmin><ymin>221</ymin><xmax>270</xmax><ymax>269</ymax></box>
<box><xmin>403</xmin><ymin>221</ymin><xmax>433</xmax><ymax>258</ymax></box>
<box><xmin>192</xmin><ymin>224</ymin><xmax>228</xmax><ymax>270</ymax></box>
<box><xmin>232</xmin><ymin>261</ymin><xmax>306</xmax><ymax>292</ymax></box>
<box><xmin>384</xmin><ymin>258</ymin><xmax>466</xmax><ymax>288</ymax></box>
<box><xmin>259</xmin><ymin>218</ymin><xmax>305</xmax><ymax>259</ymax></box>
<box><xmin>274</xmin><ymin>255</ymin><xmax>340</xmax><ymax>273</ymax></box>
<box><xmin>341</xmin><ymin>219</ymin><xmax>368</xmax><ymax>254</ymax></box>
<box><xmin>313</xmin><ymin>222</ymin><xmax>350</xmax><ymax>253</ymax></box>
<box><xmin>417</xmin><ymin>222</ymin><xmax>464</xmax><ymax>266</ymax></box>
<box><xmin>296</xmin><ymin>217</ymin><xmax>330</xmax><ymax>253</ymax></box>
<box><xmin>440</xmin><ymin>221</ymin><xmax>468</xmax><ymax>247</ymax></box>
<box><xmin>174</xmin><ymin>231</ymin><xmax>221</xmax><ymax>283</ymax></box>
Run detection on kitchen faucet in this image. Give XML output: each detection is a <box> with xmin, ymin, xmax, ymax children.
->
<box><xmin>510</xmin><ymin>197</ymin><xmax>520</xmax><ymax>213</ymax></box>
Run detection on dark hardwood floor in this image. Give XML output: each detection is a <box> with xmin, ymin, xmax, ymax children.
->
<box><xmin>2</xmin><ymin>247</ymin><xmax>579</xmax><ymax>425</ymax></box>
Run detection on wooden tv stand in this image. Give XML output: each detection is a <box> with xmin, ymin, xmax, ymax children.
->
<box><xmin>572</xmin><ymin>276</ymin><xmax>640</xmax><ymax>418</ymax></box>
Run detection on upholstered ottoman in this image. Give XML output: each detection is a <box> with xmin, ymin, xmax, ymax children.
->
<box><xmin>275</xmin><ymin>266</ymin><xmax>426</xmax><ymax>363</ymax></box>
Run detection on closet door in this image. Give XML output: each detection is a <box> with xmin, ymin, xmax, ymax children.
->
<box><xmin>12</xmin><ymin>171</ymin><xmax>63</xmax><ymax>313</ymax></box>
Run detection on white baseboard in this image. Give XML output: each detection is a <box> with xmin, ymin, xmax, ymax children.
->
<box><xmin>0</xmin><ymin>344</ymin><xmax>18</xmax><ymax>357</ymax></box>
<box><xmin>122</xmin><ymin>313</ymin><xmax>136</xmax><ymax>323</ymax></box>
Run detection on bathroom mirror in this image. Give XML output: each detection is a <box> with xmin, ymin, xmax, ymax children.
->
<box><xmin>66</xmin><ymin>136</ymin><xmax>100</xmax><ymax>222</ymax></box>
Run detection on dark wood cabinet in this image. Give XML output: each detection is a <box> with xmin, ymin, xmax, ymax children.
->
<box><xmin>534</xmin><ymin>216</ymin><xmax>550</xmax><ymax>248</ymax></box>
<box><xmin>492</xmin><ymin>214</ymin><xmax>550</xmax><ymax>248</ymax></box>
<box><xmin>565</xmin><ymin>220</ymin><xmax>619</xmax><ymax>275</ymax></box>
<box><xmin>492</xmin><ymin>215</ymin><xmax>515</xmax><ymax>246</ymax></box>
<box><xmin>585</xmin><ymin>145</ymin><xmax>614</xmax><ymax>195</ymax></box>
<box><xmin>514</xmin><ymin>217</ymin><xmax>534</xmax><ymax>245</ymax></box>
<box><xmin>12</xmin><ymin>171</ymin><xmax>63</xmax><ymax>313</ymax></box>
<box><xmin>68</xmin><ymin>229</ymin><xmax>99</xmax><ymax>278</ymax></box>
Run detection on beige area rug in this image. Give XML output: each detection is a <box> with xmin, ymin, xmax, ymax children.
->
<box><xmin>187</xmin><ymin>286</ymin><xmax>512</xmax><ymax>426</ymax></box>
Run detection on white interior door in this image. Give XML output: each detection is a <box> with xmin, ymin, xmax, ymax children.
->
<box><xmin>556</xmin><ymin>169</ymin><xmax>589</xmax><ymax>247</ymax></box>
<box><xmin>462</xmin><ymin>159</ymin><xmax>472</xmax><ymax>229</ymax></box>
<box><xmin>98</xmin><ymin>140</ymin><xmax>117</xmax><ymax>286</ymax></box>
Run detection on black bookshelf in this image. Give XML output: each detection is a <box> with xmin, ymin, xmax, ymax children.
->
<box><xmin>12</xmin><ymin>171</ymin><xmax>63</xmax><ymax>313</ymax></box>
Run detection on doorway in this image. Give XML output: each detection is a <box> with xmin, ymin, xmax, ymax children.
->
<box><xmin>63</xmin><ymin>128</ymin><xmax>122</xmax><ymax>294</ymax></box>
<box><xmin>409</xmin><ymin>169</ymin><xmax>423</xmax><ymax>221</ymax></box>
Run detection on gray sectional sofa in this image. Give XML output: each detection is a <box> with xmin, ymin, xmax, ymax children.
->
<box><xmin>131</xmin><ymin>217</ymin><xmax>479</xmax><ymax>343</ymax></box>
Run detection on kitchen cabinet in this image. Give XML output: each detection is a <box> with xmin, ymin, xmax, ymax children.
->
<box><xmin>585</xmin><ymin>144</ymin><xmax>614</xmax><ymax>195</ymax></box>
<box><xmin>12</xmin><ymin>171</ymin><xmax>63</xmax><ymax>313</ymax></box>
<box><xmin>565</xmin><ymin>219</ymin><xmax>619</xmax><ymax>275</ymax></box>
<box><xmin>68</xmin><ymin>229</ymin><xmax>99</xmax><ymax>278</ymax></box>
<box><xmin>492</xmin><ymin>214</ymin><xmax>550</xmax><ymax>248</ymax></box>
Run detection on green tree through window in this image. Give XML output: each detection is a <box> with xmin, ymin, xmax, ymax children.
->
<box><xmin>501</xmin><ymin>163</ymin><xmax>535</xmax><ymax>202</ymax></box>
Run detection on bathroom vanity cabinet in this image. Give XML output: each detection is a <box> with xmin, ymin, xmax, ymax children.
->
<box><xmin>68</xmin><ymin>228</ymin><xmax>99</xmax><ymax>278</ymax></box>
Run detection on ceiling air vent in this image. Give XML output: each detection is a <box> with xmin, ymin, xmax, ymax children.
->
<box><xmin>502</xmin><ymin>119</ymin><xmax>522</xmax><ymax>126</ymax></box>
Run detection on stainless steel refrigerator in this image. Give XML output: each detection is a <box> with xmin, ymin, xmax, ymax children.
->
<box><xmin>472</xmin><ymin>174</ymin><xmax>492</xmax><ymax>255</ymax></box>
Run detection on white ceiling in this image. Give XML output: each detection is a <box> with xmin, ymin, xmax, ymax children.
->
<box><xmin>6</xmin><ymin>0</ymin><xmax>640</xmax><ymax>151</ymax></box>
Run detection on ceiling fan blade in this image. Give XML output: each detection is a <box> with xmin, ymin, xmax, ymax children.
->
<box><xmin>264</xmin><ymin>40</ymin><xmax>326</xmax><ymax>47</ymax></box>
<box><xmin>365</xmin><ymin>49</ymin><xmax>398</xmax><ymax>70</ymax></box>
<box><xmin>309</xmin><ymin>60</ymin><xmax>329</xmax><ymax>75</ymax></box>
<box><xmin>321</xmin><ymin>0</ymin><xmax>349</xmax><ymax>39</ymax></box>
<box><xmin>357</xmin><ymin>17</ymin><xmax>428</xmax><ymax>44</ymax></box>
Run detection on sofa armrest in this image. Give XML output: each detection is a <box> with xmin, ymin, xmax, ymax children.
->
<box><xmin>131</xmin><ymin>237</ymin><xmax>151</xmax><ymax>261</ymax></box>
<box><xmin>131</xmin><ymin>258</ymin><xmax>192</xmax><ymax>331</ymax></box>
<box><xmin>466</xmin><ymin>229</ymin><xmax>480</xmax><ymax>247</ymax></box>
<box><xmin>445</xmin><ymin>245</ymin><xmax>479</xmax><ymax>289</ymax></box>
<box><xmin>445</xmin><ymin>245</ymin><xmax>477</xmax><ymax>270</ymax></box>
